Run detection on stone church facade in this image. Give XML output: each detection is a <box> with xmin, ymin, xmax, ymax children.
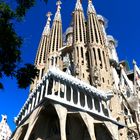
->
<box><xmin>11</xmin><ymin>0</ymin><xmax>140</xmax><ymax>139</ymax></box>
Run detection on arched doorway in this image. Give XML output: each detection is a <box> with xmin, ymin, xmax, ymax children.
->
<box><xmin>66</xmin><ymin>113</ymin><xmax>91</xmax><ymax>140</ymax></box>
<box><xmin>28</xmin><ymin>104</ymin><xmax>60</xmax><ymax>140</ymax></box>
<box><xmin>94</xmin><ymin>123</ymin><xmax>112</xmax><ymax>140</ymax></box>
<box><xmin>18</xmin><ymin>124</ymin><xmax>28</xmax><ymax>140</ymax></box>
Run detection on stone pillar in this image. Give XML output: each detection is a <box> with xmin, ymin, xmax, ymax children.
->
<box><xmin>12</xmin><ymin>127</ymin><xmax>23</xmax><ymax>140</ymax></box>
<box><xmin>54</xmin><ymin>104</ymin><xmax>67</xmax><ymax>140</ymax></box>
<box><xmin>24</xmin><ymin>106</ymin><xmax>43</xmax><ymax>140</ymax></box>
<box><xmin>104</xmin><ymin>122</ymin><xmax>119</xmax><ymax>140</ymax></box>
<box><xmin>23</xmin><ymin>124</ymin><xmax>35</xmax><ymax>140</ymax></box>
<box><xmin>80</xmin><ymin>112</ymin><xmax>96</xmax><ymax>140</ymax></box>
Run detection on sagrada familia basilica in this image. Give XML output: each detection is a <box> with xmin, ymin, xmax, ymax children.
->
<box><xmin>11</xmin><ymin>0</ymin><xmax>140</xmax><ymax>139</ymax></box>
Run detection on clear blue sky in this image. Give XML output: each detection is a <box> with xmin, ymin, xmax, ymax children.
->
<box><xmin>0</xmin><ymin>0</ymin><xmax>140</xmax><ymax>132</ymax></box>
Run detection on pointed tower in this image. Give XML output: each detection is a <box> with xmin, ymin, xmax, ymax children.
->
<box><xmin>73</xmin><ymin>0</ymin><xmax>90</xmax><ymax>83</ymax></box>
<box><xmin>0</xmin><ymin>115</ymin><xmax>12</xmax><ymax>140</ymax></box>
<box><xmin>87</xmin><ymin>0</ymin><xmax>113</xmax><ymax>91</ymax></box>
<box><xmin>107</xmin><ymin>35</ymin><xmax>119</xmax><ymax>63</ymax></box>
<box><xmin>46</xmin><ymin>0</ymin><xmax>63</xmax><ymax>70</ymax></box>
<box><xmin>97</xmin><ymin>15</ymin><xmax>108</xmax><ymax>46</ymax></box>
<box><xmin>30</xmin><ymin>12</ymin><xmax>52</xmax><ymax>91</ymax></box>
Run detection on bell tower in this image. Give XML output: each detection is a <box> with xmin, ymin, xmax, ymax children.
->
<box><xmin>87</xmin><ymin>0</ymin><xmax>113</xmax><ymax>91</ymax></box>
<box><xmin>30</xmin><ymin>12</ymin><xmax>52</xmax><ymax>91</ymax></box>
<box><xmin>73</xmin><ymin>0</ymin><xmax>90</xmax><ymax>83</ymax></box>
<box><xmin>46</xmin><ymin>0</ymin><xmax>63</xmax><ymax>71</ymax></box>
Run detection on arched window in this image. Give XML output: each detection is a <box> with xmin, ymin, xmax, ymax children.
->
<box><xmin>93</xmin><ymin>15</ymin><xmax>98</xmax><ymax>43</ymax></box>
<box><xmin>103</xmin><ymin>51</ymin><xmax>107</xmax><ymax>70</ymax></box>
<box><xmin>81</xmin><ymin>47</ymin><xmax>84</xmax><ymax>58</ymax></box>
<box><xmin>98</xmin><ymin>48</ymin><xmax>102</xmax><ymax>68</ymax></box>
<box><xmin>93</xmin><ymin>48</ymin><xmax>97</xmax><ymax>65</ymax></box>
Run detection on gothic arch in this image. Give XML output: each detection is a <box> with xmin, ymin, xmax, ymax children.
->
<box><xmin>28</xmin><ymin>104</ymin><xmax>60</xmax><ymax>140</ymax></box>
<box><xmin>18</xmin><ymin>124</ymin><xmax>29</xmax><ymax>140</ymax></box>
<box><xmin>66</xmin><ymin>113</ymin><xmax>91</xmax><ymax>140</ymax></box>
<box><xmin>94</xmin><ymin>123</ymin><xmax>112</xmax><ymax>140</ymax></box>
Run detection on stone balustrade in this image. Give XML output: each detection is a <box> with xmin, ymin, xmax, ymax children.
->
<box><xmin>14</xmin><ymin>67</ymin><xmax>124</xmax><ymax>127</ymax></box>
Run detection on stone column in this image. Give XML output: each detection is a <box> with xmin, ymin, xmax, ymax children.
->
<box><xmin>24</xmin><ymin>106</ymin><xmax>43</xmax><ymax>140</ymax></box>
<box><xmin>80</xmin><ymin>112</ymin><xmax>96</xmax><ymax>140</ymax></box>
<box><xmin>54</xmin><ymin>104</ymin><xmax>67</xmax><ymax>140</ymax></box>
<box><xmin>12</xmin><ymin>127</ymin><xmax>22</xmax><ymax>140</ymax></box>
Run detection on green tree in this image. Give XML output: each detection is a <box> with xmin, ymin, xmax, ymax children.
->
<box><xmin>0</xmin><ymin>0</ymin><xmax>49</xmax><ymax>89</ymax></box>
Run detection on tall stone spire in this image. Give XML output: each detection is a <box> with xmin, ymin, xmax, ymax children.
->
<box><xmin>107</xmin><ymin>35</ymin><xmax>119</xmax><ymax>63</ymax></box>
<box><xmin>35</xmin><ymin>12</ymin><xmax>52</xmax><ymax>66</ymax></box>
<box><xmin>87</xmin><ymin>0</ymin><xmax>113</xmax><ymax>91</ymax></box>
<box><xmin>73</xmin><ymin>0</ymin><xmax>89</xmax><ymax>83</ymax></box>
<box><xmin>0</xmin><ymin>115</ymin><xmax>12</xmax><ymax>140</ymax></box>
<box><xmin>30</xmin><ymin>12</ymin><xmax>52</xmax><ymax>91</ymax></box>
<box><xmin>97</xmin><ymin>15</ymin><xmax>108</xmax><ymax>46</ymax></box>
<box><xmin>47</xmin><ymin>0</ymin><xmax>63</xmax><ymax>69</ymax></box>
<box><xmin>87</xmin><ymin>0</ymin><xmax>104</xmax><ymax>45</ymax></box>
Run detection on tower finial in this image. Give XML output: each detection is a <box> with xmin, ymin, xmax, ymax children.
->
<box><xmin>53</xmin><ymin>0</ymin><xmax>62</xmax><ymax>21</ymax></box>
<box><xmin>87</xmin><ymin>0</ymin><xmax>96</xmax><ymax>13</ymax></box>
<box><xmin>133</xmin><ymin>59</ymin><xmax>137</xmax><ymax>65</ymax></box>
<box><xmin>43</xmin><ymin>12</ymin><xmax>52</xmax><ymax>36</ymax></box>
<box><xmin>120</xmin><ymin>64</ymin><xmax>124</xmax><ymax>69</ymax></box>
<box><xmin>75</xmin><ymin>0</ymin><xmax>83</xmax><ymax>10</ymax></box>
<box><xmin>46</xmin><ymin>12</ymin><xmax>52</xmax><ymax>23</ymax></box>
<box><xmin>56</xmin><ymin>0</ymin><xmax>62</xmax><ymax>12</ymax></box>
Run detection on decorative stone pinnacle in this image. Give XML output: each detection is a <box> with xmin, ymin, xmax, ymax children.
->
<box><xmin>87</xmin><ymin>0</ymin><xmax>96</xmax><ymax>13</ymax></box>
<box><xmin>75</xmin><ymin>0</ymin><xmax>83</xmax><ymax>10</ymax></box>
<box><xmin>53</xmin><ymin>0</ymin><xmax>62</xmax><ymax>21</ymax></box>
<box><xmin>133</xmin><ymin>59</ymin><xmax>136</xmax><ymax>65</ymax></box>
<box><xmin>88</xmin><ymin>0</ymin><xmax>92</xmax><ymax>3</ymax></box>
<box><xmin>1</xmin><ymin>114</ymin><xmax>7</xmax><ymax>123</ymax></box>
<box><xmin>120</xmin><ymin>64</ymin><xmax>123</xmax><ymax>69</ymax></box>
<box><xmin>46</xmin><ymin>12</ymin><xmax>52</xmax><ymax>23</ymax></box>
<box><xmin>56</xmin><ymin>0</ymin><xmax>62</xmax><ymax>12</ymax></box>
<box><xmin>42</xmin><ymin>12</ymin><xmax>52</xmax><ymax>36</ymax></box>
<box><xmin>46</xmin><ymin>12</ymin><xmax>52</xmax><ymax>19</ymax></box>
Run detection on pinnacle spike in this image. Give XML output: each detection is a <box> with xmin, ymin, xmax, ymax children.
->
<box><xmin>56</xmin><ymin>0</ymin><xmax>62</xmax><ymax>12</ymax></box>
<box><xmin>133</xmin><ymin>59</ymin><xmax>137</xmax><ymax>65</ymax></box>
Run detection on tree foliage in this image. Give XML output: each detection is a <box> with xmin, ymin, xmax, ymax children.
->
<box><xmin>16</xmin><ymin>64</ymin><xmax>38</xmax><ymax>88</ymax></box>
<box><xmin>0</xmin><ymin>0</ymin><xmax>47</xmax><ymax>89</ymax></box>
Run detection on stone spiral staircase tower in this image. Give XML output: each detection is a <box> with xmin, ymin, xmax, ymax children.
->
<box><xmin>11</xmin><ymin>0</ymin><xmax>140</xmax><ymax>140</ymax></box>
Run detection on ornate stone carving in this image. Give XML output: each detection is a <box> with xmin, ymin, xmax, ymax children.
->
<box><xmin>75</xmin><ymin>64</ymin><xmax>79</xmax><ymax>75</ymax></box>
<box><xmin>92</xmin><ymin>66</ymin><xmax>101</xmax><ymax>86</ymax></box>
<box><xmin>63</xmin><ymin>53</ymin><xmax>70</xmax><ymax>68</ymax></box>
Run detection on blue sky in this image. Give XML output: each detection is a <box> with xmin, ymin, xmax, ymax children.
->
<box><xmin>0</xmin><ymin>0</ymin><xmax>140</xmax><ymax>132</ymax></box>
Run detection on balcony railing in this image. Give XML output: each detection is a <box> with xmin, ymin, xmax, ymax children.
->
<box><xmin>14</xmin><ymin>67</ymin><xmax>125</xmax><ymax>127</ymax></box>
